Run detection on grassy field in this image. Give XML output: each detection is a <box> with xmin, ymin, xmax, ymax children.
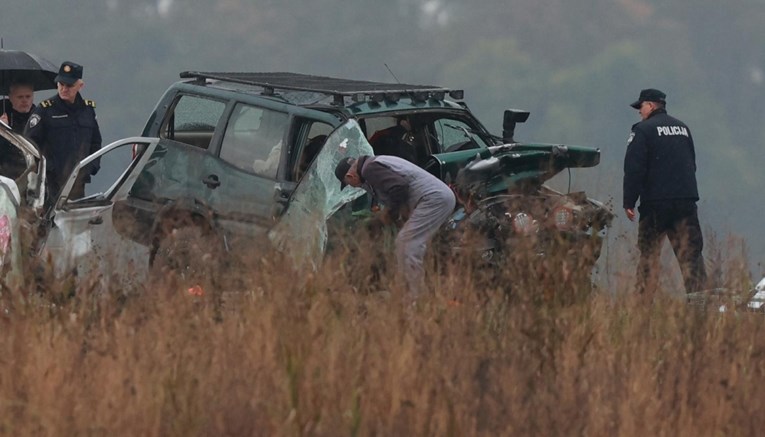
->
<box><xmin>1</xmin><ymin>236</ymin><xmax>763</xmax><ymax>436</ymax></box>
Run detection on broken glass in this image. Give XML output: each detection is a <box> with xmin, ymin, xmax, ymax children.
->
<box><xmin>269</xmin><ymin>119</ymin><xmax>374</xmax><ymax>269</ymax></box>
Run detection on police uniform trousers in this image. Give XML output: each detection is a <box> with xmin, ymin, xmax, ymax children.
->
<box><xmin>636</xmin><ymin>199</ymin><xmax>707</xmax><ymax>293</ymax></box>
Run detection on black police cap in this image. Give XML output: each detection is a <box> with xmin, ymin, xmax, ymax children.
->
<box><xmin>630</xmin><ymin>88</ymin><xmax>666</xmax><ymax>109</ymax></box>
<box><xmin>54</xmin><ymin>61</ymin><xmax>83</xmax><ymax>85</ymax></box>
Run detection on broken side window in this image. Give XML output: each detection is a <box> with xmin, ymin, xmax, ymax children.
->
<box><xmin>269</xmin><ymin>119</ymin><xmax>374</xmax><ymax>270</ymax></box>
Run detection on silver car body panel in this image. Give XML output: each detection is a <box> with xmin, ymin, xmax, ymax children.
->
<box><xmin>42</xmin><ymin>137</ymin><xmax>160</xmax><ymax>288</ymax></box>
<box><xmin>0</xmin><ymin>176</ymin><xmax>22</xmax><ymax>288</ymax></box>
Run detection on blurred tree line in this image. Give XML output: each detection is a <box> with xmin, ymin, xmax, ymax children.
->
<box><xmin>3</xmin><ymin>0</ymin><xmax>764</xmax><ymax>267</ymax></box>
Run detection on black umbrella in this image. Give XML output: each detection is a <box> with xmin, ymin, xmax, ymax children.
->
<box><xmin>0</xmin><ymin>49</ymin><xmax>58</xmax><ymax>95</ymax></box>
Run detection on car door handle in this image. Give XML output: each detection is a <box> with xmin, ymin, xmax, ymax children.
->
<box><xmin>89</xmin><ymin>216</ymin><xmax>103</xmax><ymax>225</ymax></box>
<box><xmin>202</xmin><ymin>175</ymin><xmax>221</xmax><ymax>189</ymax></box>
<box><xmin>274</xmin><ymin>186</ymin><xmax>292</xmax><ymax>201</ymax></box>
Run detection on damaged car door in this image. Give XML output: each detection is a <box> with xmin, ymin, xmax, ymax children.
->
<box><xmin>269</xmin><ymin>119</ymin><xmax>374</xmax><ymax>268</ymax></box>
<box><xmin>41</xmin><ymin>137</ymin><xmax>158</xmax><ymax>289</ymax></box>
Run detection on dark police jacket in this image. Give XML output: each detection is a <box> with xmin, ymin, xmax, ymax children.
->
<box><xmin>24</xmin><ymin>93</ymin><xmax>102</xmax><ymax>188</ymax></box>
<box><xmin>622</xmin><ymin>108</ymin><xmax>699</xmax><ymax>209</ymax></box>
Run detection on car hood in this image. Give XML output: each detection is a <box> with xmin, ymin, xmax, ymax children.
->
<box><xmin>427</xmin><ymin>142</ymin><xmax>601</xmax><ymax>192</ymax></box>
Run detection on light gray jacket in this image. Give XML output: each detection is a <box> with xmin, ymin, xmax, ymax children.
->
<box><xmin>357</xmin><ymin>155</ymin><xmax>453</xmax><ymax>219</ymax></box>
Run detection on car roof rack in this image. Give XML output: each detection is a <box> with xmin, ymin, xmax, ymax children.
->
<box><xmin>179</xmin><ymin>71</ymin><xmax>464</xmax><ymax>106</ymax></box>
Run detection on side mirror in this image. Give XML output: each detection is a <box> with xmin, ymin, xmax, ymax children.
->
<box><xmin>502</xmin><ymin>109</ymin><xmax>530</xmax><ymax>143</ymax></box>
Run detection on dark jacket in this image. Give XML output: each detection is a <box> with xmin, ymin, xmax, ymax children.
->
<box><xmin>24</xmin><ymin>93</ymin><xmax>102</xmax><ymax>189</ymax></box>
<box><xmin>623</xmin><ymin>108</ymin><xmax>699</xmax><ymax>209</ymax></box>
<box><xmin>1</xmin><ymin>99</ymin><xmax>35</xmax><ymax>134</ymax></box>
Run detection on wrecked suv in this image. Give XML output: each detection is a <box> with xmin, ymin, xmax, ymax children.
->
<box><xmin>40</xmin><ymin>72</ymin><xmax>612</xmax><ymax>289</ymax></box>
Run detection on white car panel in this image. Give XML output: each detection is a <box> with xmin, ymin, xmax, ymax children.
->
<box><xmin>41</xmin><ymin>137</ymin><xmax>160</xmax><ymax>289</ymax></box>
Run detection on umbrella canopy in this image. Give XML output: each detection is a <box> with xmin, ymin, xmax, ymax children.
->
<box><xmin>0</xmin><ymin>49</ymin><xmax>58</xmax><ymax>95</ymax></box>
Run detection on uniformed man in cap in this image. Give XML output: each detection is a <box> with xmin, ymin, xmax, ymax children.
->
<box><xmin>25</xmin><ymin>61</ymin><xmax>102</xmax><ymax>203</ymax></box>
<box><xmin>623</xmin><ymin>88</ymin><xmax>706</xmax><ymax>295</ymax></box>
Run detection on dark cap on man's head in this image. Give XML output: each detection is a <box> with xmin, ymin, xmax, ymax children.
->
<box><xmin>55</xmin><ymin>61</ymin><xmax>83</xmax><ymax>85</ymax></box>
<box><xmin>630</xmin><ymin>88</ymin><xmax>666</xmax><ymax>109</ymax></box>
<box><xmin>335</xmin><ymin>157</ymin><xmax>355</xmax><ymax>189</ymax></box>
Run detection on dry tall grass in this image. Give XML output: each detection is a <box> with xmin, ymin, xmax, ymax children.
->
<box><xmin>1</xmin><ymin>233</ymin><xmax>763</xmax><ymax>436</ymax></box>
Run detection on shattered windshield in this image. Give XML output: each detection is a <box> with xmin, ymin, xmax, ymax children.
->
<box><xmin>269</xmin><ymin>119</ymin><xmax>374</xmax><ymax>269</ymax></box>
<box><xmin>435</xmin><ymin>118</ymin><xmax>491</xmax><ymax>151</ymax></box>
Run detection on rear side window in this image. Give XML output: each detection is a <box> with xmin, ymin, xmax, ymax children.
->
<box><xmin>219</xmin><ymin>103</ymin><xmax>289</xmax><ymax>179</ymax></box>
<box><xmin>160</xmin><ymin>95</ymin><xmax>226</xmax><ymax>150</ymax></box>
<box><xmin>292</xmin><ymin>119</ymin><xmax>333</xmax><ymax>181</ymax></box>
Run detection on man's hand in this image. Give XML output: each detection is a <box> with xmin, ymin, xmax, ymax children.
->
<box><xmin>625</xmin><ymin>208</ymin><xmax>636</xmax><ymax>222</ymax></box>
<box><xmin>0</xmin><ymin>113</ymin><xmax>8</xmax><ymax>125</ymax></box>
<box><xmin>377</xmin><ymin>209</ymin><xmax>395</xmax><ymax>226</ymax></box>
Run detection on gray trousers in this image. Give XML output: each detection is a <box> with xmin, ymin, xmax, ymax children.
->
<box><xmin>395</xmin><ymin>189</ymin><xmax>456</xmax><ymax>296</ymax></box>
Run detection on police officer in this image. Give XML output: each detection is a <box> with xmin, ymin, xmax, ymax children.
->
<box><xmin>25</xmin><ymin>61</ymin><xmax>102</xmax><ymax>202</ymax></box>
<box><xmin>335</xmin><ymin>154</ymin><xmax>456</xmax><ymax>297</ymax></box>
<box><xmin>623</xmin><ymin>88</ymin><xmax>706</xmax><ymax>295</ymax></box>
